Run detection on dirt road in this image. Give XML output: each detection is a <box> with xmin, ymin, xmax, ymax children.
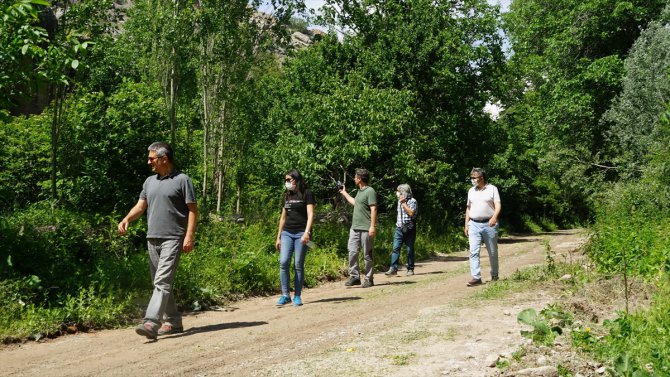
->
<box><xmin>1</xmin><ymin>229</ymin><xmax>587</xmax><ymax>377</ymax></box>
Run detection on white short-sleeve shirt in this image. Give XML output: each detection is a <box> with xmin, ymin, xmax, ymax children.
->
<box><xmin>467</xmin><ymin>184</ymin><xmax>500</xmax><ymax>220</ymax></box>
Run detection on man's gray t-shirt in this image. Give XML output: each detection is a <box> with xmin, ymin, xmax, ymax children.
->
<box><xmin>140</xmin><ymin>171</ymin><xmax>197</xmax><ymax>239</ymax></box>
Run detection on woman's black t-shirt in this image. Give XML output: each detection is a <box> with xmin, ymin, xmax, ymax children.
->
<box><xmin>282</xmin><ymin>189</ymin><xmax>315</xmax><ymax>233</ymax></box>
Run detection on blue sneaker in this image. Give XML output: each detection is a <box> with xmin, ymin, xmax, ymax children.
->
<box><xmin>293</xmin><ymin>295</ymin><xmax>303</xmax><ymax>306</ymax></box>
<box><xmin>276</xmin><ymin>295</ymin><xmax>291</xmax><ymax>306</ymax></box>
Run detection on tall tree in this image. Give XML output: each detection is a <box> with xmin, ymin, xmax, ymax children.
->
<box><xmin>603</xmin><ymin>4</ymin><xmax>670</xmax><ymax>177</ymax></box>
<box><xmin>0</xmin><ymin>0</ymin><xmax>51</xmax><ymax>115</ymax></box>
<box><xmin>263</xmin><ymin>0</ymin><xmax>506</xmax><ymax>220</ymax></box>
<box><xmin>498</xmin><ymin>0</ymin><xmax>667</xmax><ymax>222</ymax></box>
<box><xmin>124</xmin><ymin>0</ymin><xmax>197</xmax><ymax>146</ymax></box>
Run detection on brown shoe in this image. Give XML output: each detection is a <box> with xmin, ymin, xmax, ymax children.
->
<box><xmin>157</xmin><ymin>324</ymin><xmax>184</xmax><ymax>336</ymax></box>
<box><xmin>466</xmin><ymin>278</ymin><xmax>482</xmax><ymax>287</ymax></box>
<box><xmin>135</xmin><ymin>322</ymin><xmax>159</xmax><ymax>339</ymax></box>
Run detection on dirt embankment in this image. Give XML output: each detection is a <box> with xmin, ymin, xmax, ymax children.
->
<box><xmin>2</xmin><ymin>229</ymin><xmax>589</xmax><ymax>377</ymax></box>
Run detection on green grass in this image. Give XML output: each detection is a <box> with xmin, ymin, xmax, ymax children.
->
<box><xmin>0</xmin><ymin>206</ymin><xmax>465</xmax><ymax>342</ymax></box>
<box><xmin>383</xmin><ymin>352</ymin><xmax>417</xmax><ymax>366</ymax></box>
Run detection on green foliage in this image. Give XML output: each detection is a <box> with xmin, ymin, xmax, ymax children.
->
<box><xmin>0</xmin><ymin>0</ymin><xmax>51</xmax><ymax>110</ymax></box>
<box><xmin>611</xmin><ymin>353</ymin><xmax>652</xmax><ymax>377</ymax></box>
<box><xmin>258</xmin><ymin>0</ymin><xmax>506</xmax><ymax>222</ymax></box>
<box><xmin>603</xmin><ymin>4</ymin><xmax>670</xmax><ymax>177</ymax></box>
<box><xmin>587</xmin><ymin>180</ymin><xmax>670</xmax><ymax>276</ymax></box>
<box><xmin>174</xmin><ymin>218</ymin><xmax>348</xmax><ymax>309</ymax></box>
<box><xmin>0</xmin><ymin>113</ymin><xmax>51</xmax><ymax>209</ymax></box>
<box><xmin>0</xmin><ymin>203</ymin><xmax>145</xmax><ymax>291</ymax></box>
<box><xmin>576</xmin><ymin>94</ymin><xmax>670</xmax><ymax>376</ymax></box>
<box><xmin>6</xmin><ymin>0</ymin><xmax>670</xmax><ymax>349</ymax></box>
<box><xmin>498</xmin><ymin>0</ymin><xmax>667</xmax><ymax>224</ymax></box>
<box><xmin>0</xmin><ymin>278</ymin><xmax>139</xmax><ymax>341</ymax></box>
<box><xmin>593</xmin><ymin>284</ymin><xmax>670</xmax><ymax>375</ymax></box>
<box><xmin>58</xmin><ymin>80</ymin><xmax>170</xmax><ymax>212</ymax></box>
<box><xmin>517</xmin><ymin>305</ymin><xmax>571</xmax><ymax>346</ymax></box>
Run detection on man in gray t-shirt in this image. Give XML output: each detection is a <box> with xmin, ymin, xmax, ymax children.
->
<box><xmin>118</xmin><ymin>142</ymin><xmax>198</xmax><ymax>340</ymax></box>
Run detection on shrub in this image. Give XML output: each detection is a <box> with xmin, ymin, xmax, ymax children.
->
<box><xmin>587</xmin><ymin>180</ymin><xmax>670</xmax><ymax>277</ymax></box>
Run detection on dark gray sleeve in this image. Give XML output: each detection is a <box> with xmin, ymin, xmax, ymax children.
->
<box><xmin>140</xmin><ymin>177</ymin><xmax>149</xmax><ymax>200</ymax></box>
<box><xmin>183</xmin><ymin>176</ymin><xmax>197</xmax><ymax>204</ymax></box>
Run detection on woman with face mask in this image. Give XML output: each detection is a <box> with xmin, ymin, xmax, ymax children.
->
<box><xmin>274</xmin><ymin>169</ymin><xmax>315</xmax><ymax>306</ymax></box>
<box><xmin>385</xmin><ymin>184</ymin><xmax>418</xmax><ymax>276</ymax></box>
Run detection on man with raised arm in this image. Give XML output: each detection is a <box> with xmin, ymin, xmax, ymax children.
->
<box><xmin>338</xmin><ymin>168</ymin><xmax>378</xmax><ymax>288</ymax></box>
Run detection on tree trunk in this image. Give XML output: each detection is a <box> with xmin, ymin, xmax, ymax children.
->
<box><xmin>201</xmin><ymin>65</ymin><xmax>209</xmax><ymax>206</ymax></box>
<box><xmin>50</xmin><ymin>85</ymin><xmax>65</xmax><ymax>202</ymax></box>
<box><xmin>216</xmin><ymin>99</ymin><xmax>227</xmax><ymax>214</ymax></box>
<box><xmin>236</xmin><ymin>181</ymin><xmax>241</xmax><ymax>215</ymax></box>
<box><xmin>169</xmin><ymin>62</ymin><xmax>177</xmax><ymax>146</ymax></box>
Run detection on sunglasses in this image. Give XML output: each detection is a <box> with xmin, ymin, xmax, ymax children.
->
<box><xmin>284</xmin><ymin>178</ymin><xmax>294</xmax><ymax>182</ymax></box>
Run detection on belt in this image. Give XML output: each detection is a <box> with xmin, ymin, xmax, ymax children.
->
<box><xmin>470</xmin><ymin>218</ymin><xmax>490</xmax><ymax>223</ymax></box>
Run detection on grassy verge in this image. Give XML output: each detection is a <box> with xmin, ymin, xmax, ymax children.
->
<box><xmin>480</xmin><ymin>235</ymin><xmax>669</xmax><ymax>376</ymax></box>
<box><xmin>0</xmin><ymin>204</ymin><xmax>464</xmax><ymax>342</ymax></box>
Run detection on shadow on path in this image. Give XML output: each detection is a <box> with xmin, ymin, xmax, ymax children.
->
<box><xmin>498</xmin><ymin>238</ymin><xmax>540</xmax><ymax>244</ymax></box>
<box><xmin>164</xmin><ymin>321</ymin><xmax>268</xmax><ymax>339</ymax></box>
<box><xmin>428</xmin><ymin>255</ymin><xmax>469</xmax><ymax>262</ymax></box>
<box><xmin>309</xmin><ymin>296</ymin><xmax>362</xmax><ymax>304</ymax></box>
<box><xmin>373</xmin><ymin>280</ymin><xmax>417</xmax><ymax>287</ymax></box>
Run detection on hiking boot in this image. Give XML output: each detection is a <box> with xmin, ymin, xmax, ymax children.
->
<box><xmin>293</xmin><ymin>295</ymin><xmax>303</xmax><ymax>306</ymax></box>
<box><xmin>362</xmin><ymin>279</ymin><xmax>374</xmax><ymax>288</ymax></box>
<box><xmin>345</xmin><ymin>277</ymin><xmax>361</xmax><ymax>286</ymax></box>
<box><xmin>157</xmin><ymin>324</ymin><xmax>184</xmax><ymax>336</ymax></box>
<box><xmin>466</xmin><ymin>278</ymin><xmax>483</xmax><ymax>287</ymax></box>
<box><xmin>135</xmin><ymin>322</ymin><xmax>159</xmax><ymax>340</ymax></box>
<box><xmin>406</xmin><ymin>270</ymin><xmax>414</xmax><ymax>276</ymax></box>
<box><xmin>276</xmin><ymin>295</ymin><xmax>292</xmax><ymax>306</ymax></box>
<box><xmin>384</xmin><ymin>267</ymin><xmax>398</xmax><ymax>276</ymax></box>
<box><xmin>491</xmin><ymin>276</ymin><xmax>499</xmax><ymax>282</ymax></box>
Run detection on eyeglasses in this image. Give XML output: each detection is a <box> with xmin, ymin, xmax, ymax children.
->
<box><xmin>148</xmin><ymin>156</ymin><xmax>162</xmax><ymax>162</ymax></box>
<box><xmin>470</xmin><ymin>176</ymin><xmax>481</xmax><ymax>180</ymax></box>
<box><xmin>284</xmin><ymin>178</ymin><xmax>294</xmax><ymax>182</ymax></box>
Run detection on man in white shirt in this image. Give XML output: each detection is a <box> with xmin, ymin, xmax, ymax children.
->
<box><xmin>464</xmin><ymin>168</ymin><xmax>501</xmax><ymax>286</ymax></box>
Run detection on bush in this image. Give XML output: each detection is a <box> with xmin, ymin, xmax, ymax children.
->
<box><xmin>587</xmin><ymin>180</ymin><xmax>670</xmax><ymax>277</ymax></box>
<box><xmin>0</xmin><ymin>201</ymin><xmax>465</xmax><ymax>340</ymax></box>
<box><xmin>0</xmin><ymin>114</ymin><xmax>51</xmax><ymax>210</ymax></box>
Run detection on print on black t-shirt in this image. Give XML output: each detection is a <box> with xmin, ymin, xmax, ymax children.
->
<box><xmin>282</xmin><ymin>189</ymin><xmax>315</xmax><ymax>233</ymax></box>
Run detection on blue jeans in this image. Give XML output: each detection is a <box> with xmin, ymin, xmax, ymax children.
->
<box><xmin>468</xmin><ymin>220</ymin><xmax>499</xmax><ymax>280</ymax></box>
<box><xmin>279</xmin><ymin>230</ymin><xmax>308</xmax><ymax>296</ymax></box>
<box><xmin>390</xmin><ymin>226</ymin><xmax>416</xmax><ymax>270</ymax></box>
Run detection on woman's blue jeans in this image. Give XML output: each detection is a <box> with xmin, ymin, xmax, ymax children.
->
<box><xmin>279</xmin><ymin>230</ymin><xmax>308</xmax><ymax>296</ymax></box>
<box><xmin>390</xmin><ymin>226</ymin><xmax>416</xmax><ymax>270</ymax></box>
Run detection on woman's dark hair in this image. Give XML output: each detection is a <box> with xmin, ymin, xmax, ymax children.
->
<box><xmin>284</xmin><ymin>169</ymin><xmax>306</xmax><ymax>199</ymax></box>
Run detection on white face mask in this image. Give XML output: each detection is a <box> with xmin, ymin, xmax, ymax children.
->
<box><xmin>285</xmin><ymin>182</ymin><xmax>295</xmax><ymax>191</ymax></box>
<box><xmin>471</xmin><ymin>179</ymin><xmax>479</xmax><ymax>186</ymax></box>
<box><xmin>396</xmin><ymin>191</ymin><xmax>401</xmax><ymax>199</ymax></box>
